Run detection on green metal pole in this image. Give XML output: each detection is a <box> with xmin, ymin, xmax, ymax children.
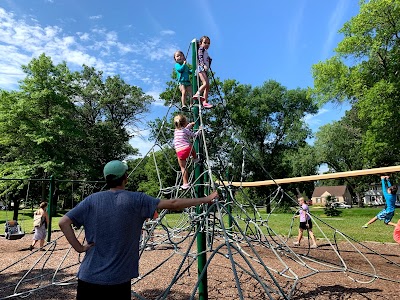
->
<box><xmin>192</xmin><ymin>38</ymin><xmax>208</xmax><ymax>300</ymax></box>
<box><xmin>46</xmin><ymin>175</ymin><xmax>54</xmax><ymax>242</ymax></box>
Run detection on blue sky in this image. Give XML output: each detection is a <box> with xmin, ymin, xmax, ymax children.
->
<box><xmin>0</xmin><ymin>0</ymin><xmax>357</xmax><ymax>157</ymax></box>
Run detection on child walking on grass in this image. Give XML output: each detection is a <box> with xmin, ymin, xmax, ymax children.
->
<box><xmin>293</xmin><ymin>197</ymin><xmax>318</xmax><ymax>249</ymax></box>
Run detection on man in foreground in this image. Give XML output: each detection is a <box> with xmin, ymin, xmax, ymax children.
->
<box><xmin>59</xmin><ymin>160</ymin><xmax>217</xmax><ymax>300</ymax></box>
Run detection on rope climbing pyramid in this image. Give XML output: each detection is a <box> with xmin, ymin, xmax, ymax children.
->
<box><xmin>1</xmin><ymin>38</ymin><xmax>400</xmax><ymax>300</ymax></box>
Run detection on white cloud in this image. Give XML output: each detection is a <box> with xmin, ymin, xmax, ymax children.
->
<box><xmin>303</xmin><ymin>108</ymin><xmax>328</xmax><ymax>127</ymax></box>
<box><xmin>160</xmin><ymin>30</ymin><xmax>175</xmax><ymax>36</ymax></box>
<box><xmin>197</xmin><ymin>0</ymin><xmax>220</xmax><ymax>42</ymax></box>
<box><xmin>322</xmin><ymin>0</ymin><xmax>349</xmax><ymax>59</ymax></box>
<box><xmin>89</xmin><ymin>15</ymin><xmax>102</xmax><ymax>20</ymax></box>
<box><xmin>77</xmin><ymin>32</ymin><xmax>90</xmax><ymax>41</ymax></box>
<box><xmin>0</xmin><ymin>6</ymin><xmax>177</xmax><ymax>105</ymax></box>
<box><xmin>287</xmin><ymin>1</ymin><xmax>306</xmax><ymax>53</ymax></box>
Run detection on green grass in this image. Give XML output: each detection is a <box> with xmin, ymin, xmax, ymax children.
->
<box><xmin>260</xmin><ymin>207</ymin><xmax>398</xmax><ymax>243</ymax></box>
<box><xmin>160</xmin><ymin>206</ymin><xmax>399</xmax><ymax>244</ymax></box>
<box><xmin>0</xmin><ymin>209</ymin><xmax>63</xmax><ymax>234</ymax></box>
<box><xmin>1</xmin><ymin>207</ymin><xmax>398</xmax><ymax>243</ymax></box>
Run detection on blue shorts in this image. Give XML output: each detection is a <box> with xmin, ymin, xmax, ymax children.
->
<box><xmin>197</xmin><ymin>65</ymin><xmax>208</xmax><ymax>73</ymax></box>
<box><xmin>179</xmin><ymin>81</ymin><xmax>191</xmax><ymax>87</ymax></box>
<box><xmin>376</xmin><ymin>209</ymin><xmax>394</xmax><ymax>224</ymax></box>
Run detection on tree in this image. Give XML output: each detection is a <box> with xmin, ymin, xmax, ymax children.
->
<box><xmin>313</xmin><ymin>107</ymin><xmax>373</xmax><ymax>206</ymax></box>
<box><xmin>0</xmin><ymin>54</ymin><xmax>153</xmax><ymax>200</ymax></box>
<box><xmin>202</xmin><ymin>79</ymin><xmax>318</xmax><ymax>204</ymax></box>
<box><xmin>71</xmin><ymin>65</ymin><xmax>153</xmax><ymax>178</ymax></box>
<box><xmin>312</xmin><ymin>0</ymin><xmax>400</xmax><ymax>166</ymax></box>
<box><xmin>137</xmin><ymin>149</ymin><xmax>178</xmax><ymax>197</ymax></box>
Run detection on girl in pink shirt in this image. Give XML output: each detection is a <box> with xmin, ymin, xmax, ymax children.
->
<box><xmin>173</xmin><ymin>114</ymin><xmax>201</xmax><ymax>189</ymax></box>
<box><xmin>293</xmin><ymin>197</ymin><xmax>318</xmax><ymax>248</ymax></box>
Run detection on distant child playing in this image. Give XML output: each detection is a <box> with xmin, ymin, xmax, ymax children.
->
<box><xmin>393</xmin><ymin>219</ymin><xmax>400</xmax><ymax>244</ymax></box>
<box><xmin>173</xmin><ymin>114</ymin><xmax>202</xmax><ymax>189</ymax></box>
<box><xmin>193</xmin><ymin>36</ymin><xmax>213</xmax><ymax>109</ymax></box>
<box><xmin>293</xmin><ymin>197</ymin><xmax>318</xmax><ymax>249</ymax></box>
<box><xmin>363</xmin><ymin>176</ymin><xmax>398</xmax><ymax>228</ymax></box>
<box><xmin>174</xmin><ymin>50</ymin><xmax>192</xmax><ymax>111</ymax></box>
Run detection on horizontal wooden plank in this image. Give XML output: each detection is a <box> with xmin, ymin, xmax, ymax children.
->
<box><xmin>219</xmin><ymin>166</ymin><xmax>400</xmax><ymax>187</ymax></box>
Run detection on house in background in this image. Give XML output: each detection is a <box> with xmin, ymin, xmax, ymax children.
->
<box><xmin>363</xmin><ymin>187</ymin><xmax>384</xmax><ymax>206</ymax></box>
<box><xmin>311</xmin><ymin>185</ymin><xmax>352</xmax><ymax>206</ymax></box>
<box><xmin>363</xmin><ymin>182</ymin><xmax>400</xmax><ymax>206</ymax></box>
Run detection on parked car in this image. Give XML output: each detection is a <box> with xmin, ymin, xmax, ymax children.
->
<box><xmin>331</xmin><ymin>202</ymin><xmax>351</xmax><ymax>209</ymax></box>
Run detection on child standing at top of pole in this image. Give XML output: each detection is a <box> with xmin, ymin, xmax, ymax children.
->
<box><xmin>363</xmin><ymin>175</ymin><xmax>398</xmax><ymax>228</ymax></box>
<box><xmin>173</xmin><ymin>114</ymin><xmax>202</xmax><ymax>189</ymax></box>
<box><xmin>174</xmin><ymin>50</ymin><xmax>192</xmax><ymax>112</ymax></box>
<box><xmin>193</xmin><ymin>36</ymin><xmax>213</xmax><ymax>109</ymax></box>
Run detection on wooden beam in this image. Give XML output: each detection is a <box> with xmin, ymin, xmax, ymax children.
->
<box><xmin>220</xmin><ymin>166</ymin><xmax>400</xmax><ymax>187</ymax></box>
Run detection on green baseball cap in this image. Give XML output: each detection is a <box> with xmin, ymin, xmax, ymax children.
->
<box><xmin>103</xmin><ymin>160</ymin><xmax>128</xmax><ymax>179</ymax></box>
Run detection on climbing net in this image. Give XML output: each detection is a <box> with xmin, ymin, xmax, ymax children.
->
<box><xmin>1</xmin><ymin>43</ymin><xmax>400</xmax><ymax>299</ymax></box>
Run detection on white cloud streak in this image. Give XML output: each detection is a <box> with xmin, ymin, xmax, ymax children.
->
<box><xmin>321</xmin><ymin>0</ymin><xmax>349</xmax><ymax>59</ymax></box>
<box><xmin>0</xmin><ymin>7</ymin><xmax>178</xmax><ymax>93</ymax></box>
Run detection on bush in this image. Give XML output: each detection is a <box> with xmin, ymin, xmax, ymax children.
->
<box><xmin>324</xmin><ymin>195</ymin><xmax>342</xmax><ymax>216</ymax></box>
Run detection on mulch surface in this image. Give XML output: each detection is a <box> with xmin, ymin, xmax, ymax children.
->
<box><xmin>1</xmin><ymin>230</ymin><xmax>400</xmax><ymax>299</ymax></box>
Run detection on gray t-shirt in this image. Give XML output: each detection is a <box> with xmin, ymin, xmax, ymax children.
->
<box><xmin>66</xmin><ymin>190</ymin><xmax>160</xmax><ymax>285</ymax></box>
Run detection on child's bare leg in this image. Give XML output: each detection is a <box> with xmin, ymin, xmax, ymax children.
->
<box><xmin>309</xmin><ymin>230</ymin><xmax>317</xmax><ymax>245</ymax></box>
<box><xmin>198</xmin><ymin>72</ymin><xmax>209</xmax><ymax>102</ymax></box>
<box><xmin>387</xmin><ymin>221</ymin><xmax>397</xmax><ymax>226</ymax></box>
<box><xmin>177</xmin><ymin>158</ymin><xmax>188</xmax><ymax>185</ymax></box>
<box><xmin>186</xmin><ymin>86</ymin><xmax>193</xmax><ymax>106</ymax></box>
<box><xmin>179</xmin><ymin>85</ymin><xmax>186</xmax><ymax>107</ymax></box>
<box><xmin>297</xmin><ymin>228</ymin><xmax>303</xmax><ymax>243</ymax></box>
<box><xmin>196</xmin><ymin>71</ymin><xmax>207</xmax><ymax>95</ymax></box>
<box><xmin>367</xmin><ymin>216</ymin><xmax>378</xmax><ymax>225</ymax></box>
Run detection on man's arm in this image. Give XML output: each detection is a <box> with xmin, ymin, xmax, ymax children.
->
<box><xmin>157</xmin><ymin>191</ymin><xmax>218</xmax><ymax>210</ymax></box>
<box><xmin>59</xmin><ymin>215</ymin><xmax>94</xmax><ymax>253</ymax></box>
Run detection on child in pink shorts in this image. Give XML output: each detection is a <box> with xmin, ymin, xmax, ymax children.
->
<box><xmin>173</xmin><ymin>114</ymin><xmax>202</xmax><ymax>189</ymax></box>
<box><xmin>394</xmin><ymin>219</ymin><xmax>400</xmax><ymax>244</ymax></box>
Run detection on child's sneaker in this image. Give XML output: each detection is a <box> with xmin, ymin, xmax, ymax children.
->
<box><xmin>310</xmin><ymin>244</ymin><xmax>318</xmax><ymax>249</ymax></box>
<box><xmin>293</xmin><ymin>241</ymin><xmax>300</xmax><ymax>246</ymax></box>
<box><xmin>181</xmin><ymin>183</ymin><xmax>191</xmax><ymax>190</ymax></box>
<box><xmin>362</xmin><ymin>224</ymin><xmax>368</xmax><ymax>228</ymax></box>
<box><xmin>182</xmin><ymin>105</ymin><xmax>189</xmax><ymax>112</ymax></box>
<box><xmin>202</xmin><ymin>102</ymin><xmax>213</xmax><ymax>109</ymax></box>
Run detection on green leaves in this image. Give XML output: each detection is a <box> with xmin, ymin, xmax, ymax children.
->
<box><xmin>0</xmin><ymin>54</ymin><xmax>153</xmax><ymax>187</ymax></box>
<box><xmin>312</xmin><ymin>0</ymin><xmax>400</xmax><ymax>169</ymax></box>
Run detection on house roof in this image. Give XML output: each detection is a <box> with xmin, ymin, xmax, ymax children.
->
<box><xmin>312</xmin><ymin>185</ymin><xmax>349</xmax><ymax>197</ymax></box>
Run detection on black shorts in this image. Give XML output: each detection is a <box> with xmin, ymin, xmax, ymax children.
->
<box><xmin>77</xmin><ymin>279</ymin><xmax>131</xmax><ymax>300</ymax></box>
<box><xmin>299</xmin><ymin>220</ymin><xmax>312</xmax><ymax>230</ymax></box>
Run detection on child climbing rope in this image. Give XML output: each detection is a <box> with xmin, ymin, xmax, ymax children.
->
<box><xmin>174</xmin><ymin>50</ymin><xmax>192</xmax><ymax>112</ymax></box>
<box><xmin>193</xmin><ymin>35</ymin><xmax>213</xmax><ymax>109</ymax></box>
<box><xmin>173</xmin><ymin>114</ymin><xmax>202</xmax><ymax>189</ymax></box>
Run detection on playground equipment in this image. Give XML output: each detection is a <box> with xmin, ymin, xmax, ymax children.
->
<box><xmin>4</xmin><ymin>220</ymin><xmax>25</xmax><ymax>240</ymax></box>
